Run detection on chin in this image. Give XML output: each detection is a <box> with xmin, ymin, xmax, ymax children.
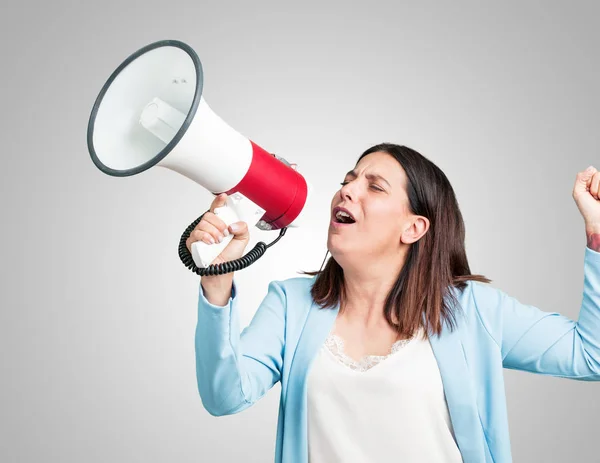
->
<box><xmin>326</xmin><ymin>237</ymin><xmax>348</xmax><ymax>257</ymax></box>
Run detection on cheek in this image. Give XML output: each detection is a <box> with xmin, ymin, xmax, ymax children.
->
<box><xmin>363</xmin><ymin>209</ymin><xmax>403</xmax><ymax>239</ymax></box>
<box><xmin>365</xmin><ymin>207</ymin><xmax>397</xmax><ymax>228</ymax></box>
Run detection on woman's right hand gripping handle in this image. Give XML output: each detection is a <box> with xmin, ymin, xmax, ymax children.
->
<box><xmin>186</xmin><ymin>193</ymin><xmax>250</xmax><ymax>306</ymax></box>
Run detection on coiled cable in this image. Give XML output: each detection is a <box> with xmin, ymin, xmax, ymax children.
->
<box><xmin>178</xmin><ymin>210</ymin><xmax>287</xmax><ymax>276</ymax></box>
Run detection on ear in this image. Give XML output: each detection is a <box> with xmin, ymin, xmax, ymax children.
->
<box><xmin>400</xmin><ymin>216</ymin><xmax>430</xmax><ymax>244</ymax></box>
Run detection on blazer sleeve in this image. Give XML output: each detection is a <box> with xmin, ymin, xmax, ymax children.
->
<box><xmin>474</xmin><ymin>245</ymin><xmax>600</xmax><ymax>380</ymax></box>
<box><xmin>195</xmin><ymin>279</ymin><xmax>286</xmax><ymax>416</ymax></box>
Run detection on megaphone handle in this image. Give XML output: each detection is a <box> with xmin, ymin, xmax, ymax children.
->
<box><xmin>178</xmin><ymin>211</ymin><xmax>288</xmax><ymax>276</ymax></box>
<box><xmin>191</xmin><ymin>235</ymin><xmax>233</xmax><ymax>268</ymax></box>
<box><xmin>190</xmin><ymin>203</ymin><xmax>240</xmax><ymax>268</ymax></box>
<box><xmin>190</xmin><ymin>194</ymin><xmax>266</xmax><ymax>268</ymax></box>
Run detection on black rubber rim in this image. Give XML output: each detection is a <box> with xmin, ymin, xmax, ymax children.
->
<box><xmin>87</xmin><ymin>39</ymin><xmax>203</xmax><ymax>177</ymax></box>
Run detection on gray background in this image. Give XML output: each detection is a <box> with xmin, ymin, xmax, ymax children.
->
<box><xmin>1</xmin><ymin>1</ymin><xmax>598</xmax><ymax>461</ymax></box>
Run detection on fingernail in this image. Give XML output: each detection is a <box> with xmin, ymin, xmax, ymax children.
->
<box><xmin>218</xmin><ymin>235</ymin><xmax>223</xmax><ymax>243</ymax></box>
<box><xmin>209</xmin><ymin>236</ymin><xmax>215</xmax><ymax>244</ymax></box>
<box><xmin>223</xmin><ymin>229</ymin><xmax>230</xmax><ymax>237</ymax></box>
<box><xmin>229</xmin><ymin>223</ymin><xmax>239</xmax><ymax>232</ymax></box>
<box><xmin>586</xmin><ymin>165</ymin><xmax>595</xmax><ymax>172</ymax></box>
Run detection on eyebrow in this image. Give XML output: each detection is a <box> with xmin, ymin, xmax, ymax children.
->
<box><xmin>345</xmin><ymin>170</ymin><xmax>391</xmax><ymax>188</ymax></box>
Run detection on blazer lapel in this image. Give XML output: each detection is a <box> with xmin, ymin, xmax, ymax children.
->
<box><xmin>429</xmin><ymin>315</ymin><xmax>488</xmax><ymax>463</ymax></box>
<box><xmin>284</xmin><ymin>299</ymin><xmax>340</xmax><ymax>462</ymax></box>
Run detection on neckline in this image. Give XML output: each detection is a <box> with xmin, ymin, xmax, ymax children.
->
<box><xmin>323</xmin><ymin>330</ymin><xmax>419</xmax><ymax>372</ymax></box>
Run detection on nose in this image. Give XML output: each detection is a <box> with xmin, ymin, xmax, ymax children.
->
<box><xmin>340</xmin><ymin>180</ymin><xmax>357</xmax><ymax>202</ymax></box>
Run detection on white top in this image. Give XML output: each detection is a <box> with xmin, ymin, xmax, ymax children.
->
<box><xmin>306</xmin><ymin>327</ymin><xmax>463</xmax><ymax>463</ymax></box>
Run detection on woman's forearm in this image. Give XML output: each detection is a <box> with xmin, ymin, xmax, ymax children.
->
<box><xmin>195</xmin><ymin>279</ymin><xmax>285</xmax><ymax>416</ymax></box>
<box><xmin>200</xmin><ymin>274</ymin><xmax>234</xmax><ymax>307</ymax></box>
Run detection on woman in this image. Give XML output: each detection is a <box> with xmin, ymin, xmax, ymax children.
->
<box><xmin>187</xmin><ymin>143</ymin><xmax>600</xmax><ymax>463</ymax></box>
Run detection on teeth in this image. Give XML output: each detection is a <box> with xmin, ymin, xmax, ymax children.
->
<box><xmin>335</xmin><ymin>210</ymin><xmax>354</xmax><ymax>221</ymax></box>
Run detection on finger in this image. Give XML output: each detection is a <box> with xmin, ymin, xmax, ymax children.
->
<box><xmin>193</xmin><ymin>229</ymin><xmax>216</xmax><ymax>245</ymax></box>
<box><xmin>591</xmin><ymin>172</ymin><xmax>600</xmax><ymax>200</ymax></box>
<box><xmin>196</xmin><ymin>220</ymin><xmax>226</xmax><ymax>243</ymax></box>
<box><xmin>199</xmin><ymin>211</ymin><xmax>230</xmax><ymax>237</ymax></box>
<box><xmin>228</xmin><ymin>221</ymin><xmax>249</xmax><ymax>239</ymax></box>
<box><xmin>574</xmin><ymin>166</ymin><xmax>597</xmax><ymax>197</ymax></box>
<box><xmin>209</xmin><ymin>193</ymin><xmax>228</xmax><ymax>214</ymax></box>
<box><xmin>186</xmin><ymin>235</ymin><xmax>202</xmax><ymax>253</ymax></box>
<box><xmin>187</xmin><ymin>230</ymin><xmax>215</xmax><ymax>250</ymax></box>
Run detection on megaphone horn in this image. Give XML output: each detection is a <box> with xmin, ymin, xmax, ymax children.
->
<box><xmin>87</xmin><ymin>40</ymin><xmax>313</xmax><ymax>274</ymax></box>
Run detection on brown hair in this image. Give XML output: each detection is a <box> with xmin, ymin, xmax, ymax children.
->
<box><xmin>299</xmin><ymin>143</ymin><xmax>491</xmax><ymax>339</ymax></box>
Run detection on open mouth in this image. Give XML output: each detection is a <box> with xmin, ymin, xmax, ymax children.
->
<box><xmin>333</xmin><ymin>209</ymin><xmax>356</xmax><ymax>224</ymax></box>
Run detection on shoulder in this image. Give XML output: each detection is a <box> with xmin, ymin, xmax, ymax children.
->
<box><xmin>268</xmin><ymin>275</ymin><xmax>318</xmax><ymax>325</ymax></box>
<box><xmin>280</xmin><ymin>276</ymin><xmax>317</xmax><ymax>308</ymax></box>
<box><xmin>263</xmin><ymin>275</ymin><xmax>315</xmax><ymax>299</ymax></box>
<box><xmin>277</xmin><ymin>275</ymin><xmax>317</xmax><ymax>294</ymax></box>
<box><xmin>452</xmin><ymin>279</ymin><xmax>505</xmax><ymax>346</ymax></box>
<box><xmin>452</xmin><ymin>279</ymin><xmax>506</xmax><ymax>311</ymax></box>
<box><xmin>462</xmin><ymin>279</ymin><xmax>505</xmax><ymax>308</ymax></box>
<box><xmin>256</xmin><ymin>275</ymin><xmax>316</xmax><ymax>302</ymax></box>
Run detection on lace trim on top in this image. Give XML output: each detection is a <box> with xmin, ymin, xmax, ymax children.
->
<box><xmin>324</xmin><ymin>331</ymin><xmax>417</xmax><ymax>372</ymax></box>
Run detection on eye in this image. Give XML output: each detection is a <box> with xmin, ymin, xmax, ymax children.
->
<box><xmin>340</xmin><ymin>181</ymin><xmax>384</xmax><ymax>192</ymax></box>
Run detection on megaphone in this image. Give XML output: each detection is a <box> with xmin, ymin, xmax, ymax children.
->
<box><xmin>87</xmin><ymin>40</ymin><xmax>313</xmax><ymax>274</ymax></box>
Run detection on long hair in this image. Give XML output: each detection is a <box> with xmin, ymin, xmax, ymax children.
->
<box><xmin>299</xmin><ymin>143</ymin><xmax>491</xmax><ymax>339</ymax></box>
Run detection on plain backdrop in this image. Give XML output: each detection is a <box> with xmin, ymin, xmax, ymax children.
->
<box><xmin>1</xmin><ymin>1</ymin><xmax>599</xmax><ymax>462</ymax></box>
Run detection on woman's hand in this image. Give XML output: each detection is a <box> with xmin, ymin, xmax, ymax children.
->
<box><xmin>186</xmin><ymin>193</ymin><xmax>250</xmax><ymax>266</ymax></box>
<box><xmin>573</xmin><ymin>166</ymin><xmax>600</xmax><ymax>251</ymax></box>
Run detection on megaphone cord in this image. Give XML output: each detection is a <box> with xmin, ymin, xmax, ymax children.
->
<box><xmin>178</xmin><ymin>210</ymin><xmax>287</xmax><ymax>276</ymax></box>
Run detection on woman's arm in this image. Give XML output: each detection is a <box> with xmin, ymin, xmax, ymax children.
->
<box><xmin>195</xmin><ymin>279</ymin><xmax>286</xmax><ymax>416</ymax></box>
<box><xmin>474</xmin><ymin>244</ymin><xmax>600</xmax><ymax>380</ymax></box>
<box><xmin>472</xmin><ymin>167</ymin><xmax>600</xmax><ymax>379</ymax></box>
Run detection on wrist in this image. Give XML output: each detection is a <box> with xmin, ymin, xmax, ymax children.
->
<box><xmin>585</xmin><ymin>228</ymin><xmax>600</xmax><ymax>252</ymax></box>
<box><xmin>201</xmin><ymin>275</ymin><xmax>234</xmax><ymax>305</ymax></box>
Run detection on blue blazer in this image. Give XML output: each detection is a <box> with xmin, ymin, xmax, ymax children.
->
<box><xmin>195</xmin><ymin>246</ymin><xmax>600</xmax><ymax>463</ymax></box>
